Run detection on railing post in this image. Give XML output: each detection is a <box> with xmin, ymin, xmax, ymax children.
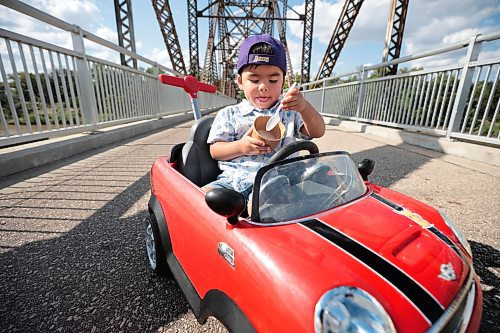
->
<box><xmin>355</xmin><ymin>66</ymin><xmax>368</xmax><ymax>122</ymax></box>
<box><xmin>446</xmin><ymin>35</ymin><xmax>482</xmax><ymax>139</ymax></box>
<box><xmin>71</xmin><ymin>25</ymin><xmax>98</xmax><ymax>131</ymax></box>
<box><xmin>153</xmin><ymin>64</ymin><xmax>161</xmax><ymax>118</ymax></box>
<box><xmin>320</xmin><ymin>79</ymin><xmax>326</xmax><ymax>115</ymax></box>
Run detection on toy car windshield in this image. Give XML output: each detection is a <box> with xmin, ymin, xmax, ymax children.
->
<box><xmin>251</xmin><ymin>152</ymin><xmax>367</xmax><ymax>223</ymax></box>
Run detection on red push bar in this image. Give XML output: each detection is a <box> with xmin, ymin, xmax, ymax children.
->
<box><xmin>158</xmin><ymin>74</ymin><xmax>216</xmax><ymax>98</ymax></box>
<box><xmin>158</xmin><ymin>74</ymin><xmax>217</xmax><ymax>120</ymax></box>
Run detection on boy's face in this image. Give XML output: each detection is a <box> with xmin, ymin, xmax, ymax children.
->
<box><xmin>237</xmin><ymin>65</ymin><xmax>284</xmax><ymax>110</ymax></box>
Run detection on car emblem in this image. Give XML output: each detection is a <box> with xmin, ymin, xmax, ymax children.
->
<box><xmin>395</xmin><ymin>208</ymin><xmax>433</xmax><ymax>229</ymax></box>
<box><xmin>438</xmin><ymin>263</ymin><xmax>456</xmax><ymax>281</ymax></box>
<box><xmin>218</xmin><ymin>242</ymin><xmax>235</xmax><ymax>268</ymax></box>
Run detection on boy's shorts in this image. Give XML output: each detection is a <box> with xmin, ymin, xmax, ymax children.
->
<box><xmin>206</xmin><ymin>176</ymin><xmax>253</xmax><ymax>201</ymax></box>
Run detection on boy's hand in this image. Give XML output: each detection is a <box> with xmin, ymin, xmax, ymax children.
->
<box><xmin>280</xmin><ymin>86</ymin><xmax>307</xmax><ymax>114</ymax></box>
<box><xmin>239</xmin><ymin>127</ymin><xmax>271</xmax><ymax>155</ymax></box>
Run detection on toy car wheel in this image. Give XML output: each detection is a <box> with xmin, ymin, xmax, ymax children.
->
<box><xmin>145</xmin><ymin>214</ymin><xmax>169</xmax><ymax>275</ymax></box>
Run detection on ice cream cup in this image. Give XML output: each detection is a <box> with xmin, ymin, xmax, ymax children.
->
<box><xmin>251</xmin><ymin>115</ymin><xmax>286</xmax><ymax>150</ymax></box>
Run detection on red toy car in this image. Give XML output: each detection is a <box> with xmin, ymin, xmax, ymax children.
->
<box><xmin>145</xmin><ymin>116</ymin><xmax>482</xmax><ymax>333</ymax></box>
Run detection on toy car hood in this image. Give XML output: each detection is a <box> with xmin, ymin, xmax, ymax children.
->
<box><xmin>239</xmin><ymin>152</ymin><xmax>471</xmax><ymax>328</ymax></box>
<box><xmin>238</xmin><ymin>187</ymin><xmax>471</xmax><ymax>328</ymax></box>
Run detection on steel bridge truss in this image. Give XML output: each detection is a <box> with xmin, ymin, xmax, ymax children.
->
<box><xmin>316</xmin><ymin>0</ymin><xmax>409</xmax><ymax>80</ymax></box>
<box><xmin>150</xmin><ymin>1</ymin><xmax>314</xmax><ymax>95</ymax></box>
<box><xmin>151</xmin><ymin>0</ymin><xmax>188</xmax><ymax>75</ymax></box>
<box><xmin>114</xmin><ymin>0</ymin><xmax>137</xmax><ymax>68</ymax></box>
<box><xmin>196</xmin><ymin>0</ymin><xmax>315</xmax><ymax>94</ymax></box>
<box><xmin>316</xmin><ymin>0</ymin><xmax>364</xmax><ymax>80</ymax></box>
<box><xmin>147</xmin><ymin>0</ymin><xmax>409</xmax><ymax>94</ymax></box>
<box><xmin>381</xmin><ymin>0</ymin><xmax>409</xmax><ymax>76</ymax></box>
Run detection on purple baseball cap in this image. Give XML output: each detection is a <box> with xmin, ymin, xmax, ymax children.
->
<box><xmin>237</xmin><ymin>34</ymin><xmax>287</xmax><ymax>74</ymax></box>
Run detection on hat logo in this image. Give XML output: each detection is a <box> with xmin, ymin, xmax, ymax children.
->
<box><xmin>253</xmin><ymin>55</ymin><xmax>269</xmax><ymax>63</ymax></box>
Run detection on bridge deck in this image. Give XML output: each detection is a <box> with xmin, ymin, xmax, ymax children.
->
<box><xmin>0</xmin><ymin>120</ymin><xmax>498</xmax><ymax>332</ymax></box>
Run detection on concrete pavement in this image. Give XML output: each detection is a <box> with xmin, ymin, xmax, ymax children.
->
<box><xmin>0</xmin><ymin>118</ymin><xmax>498</xmax><ymax>332</ymax></box>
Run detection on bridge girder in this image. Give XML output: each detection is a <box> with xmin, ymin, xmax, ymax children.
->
<box><xmin>301</xmin><ymin>0</ymin><xmax>314</xmax><ymax>83</ymax></box>
<box><xmin>114</xmin><ymin>0</ymin><xmax>137</xmax><ymax>69</ymax></box>
<box><xmin>119</xmin><ymin>0</ymin><xmax>410</xmax><ymax>92</ymax></box>
<box><xmin>382</xmin><ymin>0</ymin><xmax>409</xmax><ymax>76</ymax></box>
<box><xmin>187</xmin><ymin>1</ymin><xmax>200</xmax><ymax>76</ymax></box>
<box><xmin>151</xmin><ymin>0</ymin><xmax>187</xmax><ymax>75</ymax></box>
<box><xmin>274</xmin><ymin>0</ymin><xmax>295</xmax><ymax>83</ymax></box>
<box><xmin>195</xmin><ymin>0</ymin><xmax>311</xmax><ymax>95</ymax></box>
<box><xmin>201</xmin><ymin>0</ymin><xmax>219</xmax><ymax>83</ymax></box>
<box><xmin>316</xmin><ymin>0</ymin><xmax>364</xmax><ymax>81</ymax></box>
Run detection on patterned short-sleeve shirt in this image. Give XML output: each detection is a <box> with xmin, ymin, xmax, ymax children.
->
<box><xmin>207</xmin><ymin>99</ymin><xmax>310</xmax><ymax>193</ymax></box>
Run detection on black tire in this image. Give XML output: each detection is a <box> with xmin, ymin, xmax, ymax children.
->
<box><xmin>145</xmin><ymin>214</ymin><xmax>169</xmax><ymax>275</ymax></box>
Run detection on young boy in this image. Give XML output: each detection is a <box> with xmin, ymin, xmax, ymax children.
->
<box><xmin>203</xmin><ymin>33</ymin><xmax>325</xmax><ymax>200</ymax></box>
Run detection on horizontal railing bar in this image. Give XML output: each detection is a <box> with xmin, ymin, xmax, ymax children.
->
<box><xmin>79</xmin><ymin>30</ymin><xmax>178</xmax><ymax>76</ymax></box>
<box><xmin>365</xmin><ymin>36</ymin><xmax>490</xmax><ymax>71</ymax></box>
<box><xmin>323</xmin><ymin>81</ymin><xmax>360</xmax><ymax>89</ymax></box>
<box><xmin>0</xmin><ymin>28</ymin><xmax>82</xmax><ymax>59</ymax></box>
<box><xmin>450</xmin><ymin>132</ymin><xmax>500</xmax><ymax>146</ymax></box>
<box><xmin>470</xmin><ymin>57</ymin><xmax>500</xmax><ymax>67</ymax></box>
<box><xmin>304</xmin><ymin>70</ymin><xmax>361</xmax><ymax>87</ymax></box>
<box><xmin>1</xmin><ymin>0</ymin><xmax>79</xmax><ymax>33</ymax></box>
<box><xmin>1</xmin><ymin>0</ymin><xmax>179</xmax><ymax>76</ymax></box>
<box><xmin>86</xmin><ymin>56</ymin><xmax>156</xmax><ymax>78</ymax></box>
<box><xmin>477</xmin><ymin>31</ymin><xmax>500</xmax><ymax>43</ymax></box>
<box><xmin>306</xmin><ymin>57</ymin><xmax>471</xmax><ymax>88</ymax></box>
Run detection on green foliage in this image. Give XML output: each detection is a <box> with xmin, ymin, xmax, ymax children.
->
<box><xmin>461</xmin><ymin>79</ymin><xmax>500</xmax><ymax>136</ymax></box>
<box><xmin>1</xmin><ymin>69</ymin><xmax>82</xmax><ymax>127</ymax></box>
<box><xmin>145</xmin><ymin>67</ymin><xmax>166</xmax><ymax>75</ymax></box>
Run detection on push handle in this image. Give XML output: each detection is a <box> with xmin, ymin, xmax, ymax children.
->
<box><xmin>158</xmin><ymin>74</ymin><xmax>218</xmax><ymax>120</ymax></box>
<box><xmin>158</xmin><ymin>74</ymin><xmax>216</xmax><ymax>98</ymax></box>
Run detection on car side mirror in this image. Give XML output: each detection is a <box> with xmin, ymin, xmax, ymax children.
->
<box><xmin>358</xmin><ymin>158</ymin><xmax>375</xmax><ymax>181</ymax></box>
<box><xmin>205</xmin><ymin>188</ymin><xmax>245</xmax><ymax>225</ymax></box>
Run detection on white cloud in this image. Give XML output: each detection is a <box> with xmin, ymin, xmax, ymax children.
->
<box><xmin>286</xmin><ymin>39</ymin><xmax>303</xmax><ymax>75</ymax></box>
<box><xmin>403</xmin><ymin>0</ymin><xmax>500</xmax><ymax>54</ymax></box>
<box><xmin>0</xmin><ymin>0</ymin><xmax>122</xmax><ymax>65</ymax></box>
<box><xmin>95</xmin><ymin>26</ymin><xmax>117</xmax><ymax>44</ymax></box>
<box><xmin>146</xmin><ymin>48</ymin><xmax>173</xmax><ymax>69</ymax></box>
<box><xmin>2</xmin><ymin>0</ymin><xmax>499</xmax><ymax>78</ymax></box>
<box><xmin>33</xmin><ymin>0</ymin><xmax>102</xmax><ymax>30</ymax></box>
<box><xmin>288</xmin><ymin>0</ymin><xmax>389</xmax><ymax>45</ymax></box>
<box><xmin>288</xmin><ymin>0</ymin><xmax>499</xmax><ymax>74</ymax></box>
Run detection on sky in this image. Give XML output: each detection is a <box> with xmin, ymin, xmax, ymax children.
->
<box><xmin>1</xmin><ymin>0</ymin><xmax>499</xmax><ymax>79</ymax></box>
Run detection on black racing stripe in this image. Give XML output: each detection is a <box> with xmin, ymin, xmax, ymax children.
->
<box><xmin>371</xmin><ymin>192</ymin><xmax>403</xmax><ymax>211</ymax></box>
<box><xmin>429</xmin><ymin>227</ymin><xmax>469</xmax><ymax>266</ymax></box>
<box><xmin>301</xmin><ymin>219</ymin><xmax>444</xmax><ymax>324</ymax></box>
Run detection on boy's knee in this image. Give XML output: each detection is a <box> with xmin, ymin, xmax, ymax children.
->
<box><xmin>201</xmin><ymin>186</ymin><xmax>212</xmax><ymax>194</ymax></box>
<box><xmin>247</xmin><ymin>199</ymin><xmax>252</xmax><ymax>216</ymax></box>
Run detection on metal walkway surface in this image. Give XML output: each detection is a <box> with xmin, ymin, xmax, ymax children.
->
<box><xmin>0</xmin><ymin>120</ymin><xmax>498</xmax><ymax>332</ymax></box>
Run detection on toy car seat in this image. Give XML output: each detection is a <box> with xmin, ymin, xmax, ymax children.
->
<box><xmin>170</xmin><ymin>115</ymin><xmax>221</xmax><ymax>187</ymax></box>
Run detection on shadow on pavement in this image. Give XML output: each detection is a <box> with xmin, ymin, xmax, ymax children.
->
<box><xmin>0</xmin><ymin>173</ymin><xmax>190</xmax><ymax>332</ymax></box>
<box><xmin>470</xmin><ymin>241</ymin><xmax>499</xmax><ymax>333</ymax></box>
<box><xmin>0</xmin><ymin>120</ymin><xmax>195</xmax><ymax>190</ymax></box>
<box><xmin>0</xmin><ymin>122</ymin><xmax>496</xmax><ymax>332</ymax></box>
<box><xmin>350</xmin><ymin>145</ymin><xmax>432</xmax><ymax>188</ymax></box>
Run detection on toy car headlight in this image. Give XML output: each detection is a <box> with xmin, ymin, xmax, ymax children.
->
<box><xmin>314</xmin><ymin>286</ymin><xmax>395</xmax><ymax>333</ymax></box>
<box><xmin>439</xmin><ymin>211</ymin><xmax>472</xmax><ymax>257</ymax></box>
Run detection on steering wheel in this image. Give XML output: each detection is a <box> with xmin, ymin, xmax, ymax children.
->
<box><xmin>267</xmin><ymin>140</ymin><xmax>319</xmax><ymax>165</ymax></box>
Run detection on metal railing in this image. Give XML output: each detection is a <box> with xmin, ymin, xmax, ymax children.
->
<box><xmin>0</xmin><ymin>0</ymin><xmax>236</xmax><ymax>147</ymax></box>
<box><xmin>303</xmin><ymin>32</ymin><xmax>500</xmax><ymax>146</ymax></box>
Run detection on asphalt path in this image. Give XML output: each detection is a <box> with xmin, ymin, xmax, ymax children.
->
<box><xmin>0</xmin><ymin>120</ymin><xmax>498</xmax><ymax>332</ymax></box>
